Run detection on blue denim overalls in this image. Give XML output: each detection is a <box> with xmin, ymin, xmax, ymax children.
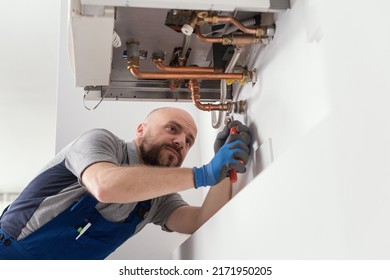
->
<box><xmin>0</xmin><ymin>194</ymin><xmax>151</xmax><ymax>260</ymax></box>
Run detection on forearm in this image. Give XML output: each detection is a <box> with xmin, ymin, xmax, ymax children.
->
<box><xmin>166</xmin><ymin>178</ymin><xmax>232</xmax><ymax>234</ymax></box>
<box><xmin>82</xmin><ymin>162</ymin><xmax>195</xmax><ymax>203</ymax></box>
<box><xmin>199</xmin><ymin>178</ymin><xmax>232</xmax><ymax>223</ymax></box>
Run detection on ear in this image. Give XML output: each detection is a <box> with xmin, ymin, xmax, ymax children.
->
<box><xmin>136</xmin><ymin>123</ymin><xmax>144</xmax><ymax>137</ymax></box>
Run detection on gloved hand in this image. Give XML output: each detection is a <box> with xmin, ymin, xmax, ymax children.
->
<box><xmin>214</xmin><ymin>120</ymin><xmax>251</xmax><ymax>154</ymax></box>
<box><xmin>193</xmin><ymin>140</ymin><xmax>250</xmax><ymax>188</ymax></box>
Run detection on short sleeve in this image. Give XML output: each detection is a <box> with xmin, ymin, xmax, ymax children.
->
<box><xmin>151</xmin><ymin>193</ymin><xmax>188</xmax><ymax>232</ymax></box>
<box><xmin>65</xmin><ymin>128</ymin><xmax>123</xmax><ymax>179</ymax></box>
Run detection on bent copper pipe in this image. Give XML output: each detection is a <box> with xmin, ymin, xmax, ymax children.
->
<box><xmin>188</xmin><ymin>79</ymin><xmax>232</xmax><ymax>112</ymax></box>
<box><xmin>153</xmin><ymin>59</ymin><xmax>219</xmax><ymax>73</ymax></box>
<box><xmin>129</xmin><ymin>66</ymin><xmax>245</xmax><ymax>81</ymax></box>
<box><xmin>201</xmin><ymin>15</ymin><xmax>266</xmax><ymax>37</ymax></box>
<box><xmin>194</xmin><ymin>27</ymin><xmax>223</xmax><ymax>44</ymax></box>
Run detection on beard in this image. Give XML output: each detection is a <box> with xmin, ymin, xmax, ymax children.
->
<box><xmin>139</xmin><ymin>139</ymin><xmax>183</xmax><ymax>167</ymax></box>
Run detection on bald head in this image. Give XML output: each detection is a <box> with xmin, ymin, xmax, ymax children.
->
<box><xmin>145</xmin><ymin>107</ymin><xmax>195</xmax><ymax>126</ymax></box>
<box><xmin>135</xmin><ymin>107</ymin><xmax>197</xmax><ymax>167</ymax></box>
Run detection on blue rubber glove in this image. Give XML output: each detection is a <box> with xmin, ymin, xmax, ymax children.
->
<box><xmin>193</xmin><ymin>140</ymin><xmax>250</xmax><ymax>188</ymax></box>
<box><xmin>214</xmin><ymin>120</ymin><xmax>252</xmax><ymax>154</ymax></box>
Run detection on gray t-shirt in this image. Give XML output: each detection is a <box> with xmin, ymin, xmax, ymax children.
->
<box><xmin>0</xmin><ymin>128</ymin><xmax>188</xmax><ymax>240</ymax></box>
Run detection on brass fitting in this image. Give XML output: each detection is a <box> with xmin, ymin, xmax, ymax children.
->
<box><xmin>126</xmin><ymin>39</ymin><xmax>140</xmax><ymax>68</ymax></box>
<box><xmin>255</xmin><ymin>27</ymin><xmax>267</xmax><ymax>37</ymax></box>
<box><xmin>127</xmin><ymin>58</ymin><xmax>139</xmax><ymax>69</ymax></box>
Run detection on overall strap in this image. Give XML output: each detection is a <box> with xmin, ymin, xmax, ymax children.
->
<box><xmin>125</xmin><ymin>200</ymin><xmax>152</xmax><ymax>223</ymax></box>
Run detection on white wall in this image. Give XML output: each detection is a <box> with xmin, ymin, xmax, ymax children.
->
<box><xmin>0</xmin><ymin>1</ymin><xmax>60</xmax><ymax>192</ymax></box>
<box><xmin>174</xmin><ymin>0</ymin><xmax>390</xmax><ymax>259</ymax></box>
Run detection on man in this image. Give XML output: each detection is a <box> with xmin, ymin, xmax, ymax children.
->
<box><xmin>0</xmin><ymin>107</ymin><xmax>251</xmax><ymax>259</ymax></box>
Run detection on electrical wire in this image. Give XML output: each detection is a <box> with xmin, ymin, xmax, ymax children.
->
<box><xmin>83</xmin><ymin>87</ymin><xmax>110</xmax><ymax>111</ymax></box>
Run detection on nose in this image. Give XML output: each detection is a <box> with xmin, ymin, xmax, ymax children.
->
<box><xmin>173</xmin><ymin>134</ymin><xmax>186</xmax><ymax>150</ymax></box>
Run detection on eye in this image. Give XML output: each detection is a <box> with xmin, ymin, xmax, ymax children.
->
<box><xmin>186</xmin><ymin>137</ymin><xmax>193</xmax><ymax>147</ymax></box>
<box><xmin>167</xmin><ymin>125</ymin><xmax>177</xmax><ymax>133</ymax></box>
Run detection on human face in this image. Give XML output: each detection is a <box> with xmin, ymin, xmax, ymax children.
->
<box><xmin>137</xmin><ymin>108</ymin><xmax>197</xmax><ymax>167</ymax></box>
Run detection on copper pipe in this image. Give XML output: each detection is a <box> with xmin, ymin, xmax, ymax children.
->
<box><xmin>195</xmin><ymin>26</ymin><xmax>260</xmax><ymax>45</ymax></box>
<box><xmin>222</xmin><ymin>34</ymin><xmax>260</xmax><ymax>45</ymax></box>
<box><xmin>195</xmin><ymin>26</ymin><xmax>223</xmax><ymax>44</ymax></box>
<box><xmin>188</xmin><ymin>79</ymin><xmax>232</xmax><ymax>112</ymax></box>
<box><xmin>202</xmin><ymin>15</ymin><xmax>266</xmax><ymax>37</ymax></box>
<box><xmin>153</xmin><ymin>59</ymin><xmax>219</xmax><ymax>73</ymax></box>
<box><xmin>129</xmin><ymin>66</ymin><xmax>246</xmax><ymax>81</ymax></box>
<box><xmin>210</xmin><ymin>16</ymin><xmax>257</xmax><ymax>34</ymax></box>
